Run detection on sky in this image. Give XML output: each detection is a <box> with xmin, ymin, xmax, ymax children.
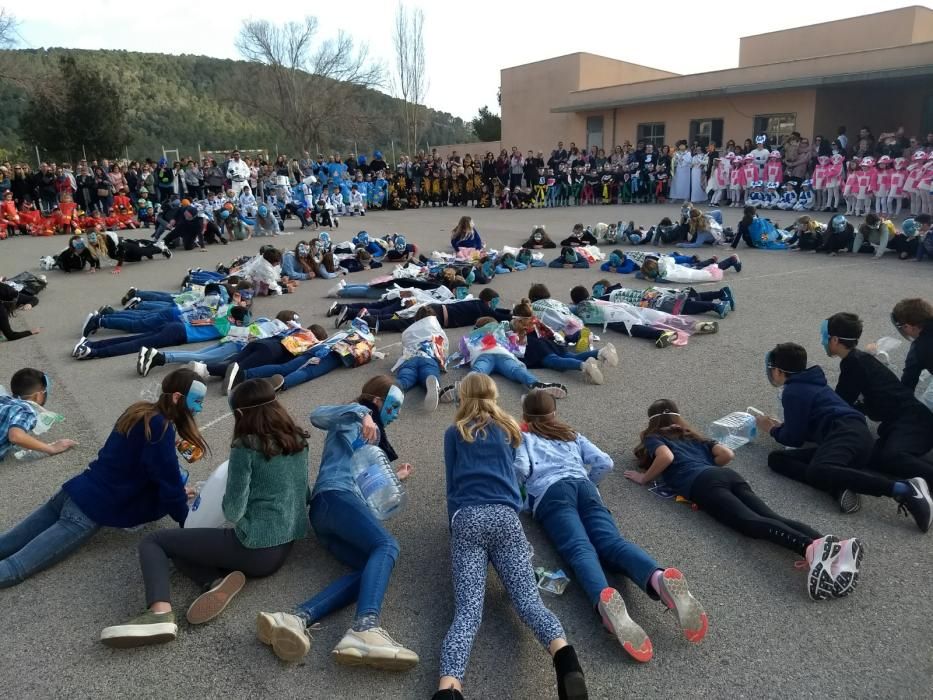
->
<box><xmin>10</xmin><ymin>0</ymin><xmax>924</xmax><ymax>120</ymax></box>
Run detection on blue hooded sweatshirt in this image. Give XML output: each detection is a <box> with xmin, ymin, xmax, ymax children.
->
<box><xmin>771</xmin><ymin>366</ymin><xmax>864</xmax><ymax>447</ymax></box>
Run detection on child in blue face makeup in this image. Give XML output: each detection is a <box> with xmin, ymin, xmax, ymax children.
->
<box><xmin>0</xmin><ymin>368</ymin><xmax>206</xmax><ymax>590</ymax></box>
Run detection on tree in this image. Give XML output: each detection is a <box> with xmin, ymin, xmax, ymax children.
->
<box><xmin>236</xmin><ymin>17</ymin><xmax>383</xmax><ymax>152</ymax></box>
<box><xmin>392</xmin><ymin>3</ymin><xmax>427</xmax><ymax>155</ymax></box>
<box><xmin>471</xmin><ymin>106</ymin><xmax>501</xmax><ymax>142</ymax></box>
<box><xmin>20</xmin><ymin>55</ymin><xmax>129</xmax><ymax>160</ymax></box>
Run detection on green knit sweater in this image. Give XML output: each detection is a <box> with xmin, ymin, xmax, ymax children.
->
<box><xmin>222</xmin><ymin>438</ymin><xmax>310</xmax><ymax>549</ymax></box>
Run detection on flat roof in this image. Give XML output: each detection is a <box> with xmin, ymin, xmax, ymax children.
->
<box><xmin>551</xmin><ymin>41</ymin><xmax>933</xmax><ymax>112</ymax></box>
<box><xmin>740</xmin><ymin>4</ymin><xmax>931</xmax><ymax>41</ymax></box>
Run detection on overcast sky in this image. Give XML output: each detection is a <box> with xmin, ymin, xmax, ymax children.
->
<box><xmin>12</xmin><ymin>0</ymin><xmax>922</xmax><ymax>120</ymax></box>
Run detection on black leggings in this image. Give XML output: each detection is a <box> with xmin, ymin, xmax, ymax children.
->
<box><xmin>139</xmin><ymin>528</ymin><xmax>292</xmax><ymax>606</ymax></box>
<box><xmin>0</xmin><ymin>305</ymin><xmax>32</xmax><ymax>341</ymax></box>
<box><xmin>606</xmin><ymin>322</ymin><xmax>663</xmax><ymax>341</ymax></box>
<box><xmin>690</xmin><ymin>468</ymin><xmax>822</xmax><ymax>555</ymax></box>
<box><xmin>206</xmin><ymin>339</ymin><xmax>290</xmax><ymax>377</ymax></box>
<box><xmin>767</xmin><ymin>416</ymin><xmax>894</xmax><ymax>498</ymax></box>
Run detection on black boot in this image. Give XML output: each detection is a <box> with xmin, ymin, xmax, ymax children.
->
<box><xmin>553</xmin><ymin>645</ymin><xmax>588</xmax><ymax>700</ymax></box>
<box><xmin>431</xmin><ymin>690</ymin><xmax>464</xmax><ymax>700</ymax></box>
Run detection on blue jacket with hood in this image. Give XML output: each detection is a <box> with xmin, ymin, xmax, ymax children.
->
<box><xmin>771</xmin><ymin>366</ymin><xmax>864</xmax><ymax>447</ymax></box>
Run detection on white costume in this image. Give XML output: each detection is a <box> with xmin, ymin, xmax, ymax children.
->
<box><xmin>690</xmin><ymin>154</ymin><xmax>708</xmax><ymax>203</ymax></box>
<box><xmin>349</xmin><ymin>190</ymin><xmax>366</xmax><ymax>216</ymax></box>
<box><xmin>670</xmin><ymin>150</ymin><xmax>693</xmax><ymax>201</ymax></box>
<box><xmin>226</xmin><ymin>158</ymin><xmax>250</xmax><ymax>196</ymax></box>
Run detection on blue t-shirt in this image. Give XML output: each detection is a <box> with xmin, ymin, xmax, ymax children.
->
<box><xmin>443</xmin><ymin>423</ymin><xmax>521</xmax><ymax>523</ymax></box>
<box><xmin>643</xmin><ymin>435</ymin><xmax>716</xmax><ymax>498</ymax></box>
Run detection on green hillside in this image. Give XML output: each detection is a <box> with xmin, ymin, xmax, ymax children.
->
<box><xmin>0</xmin><ymin>48</ymin><xmax>473</xmax><ymax>161</ymax></box>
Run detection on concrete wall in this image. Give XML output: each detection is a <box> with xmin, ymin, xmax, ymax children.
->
<box><xmin>429</xmin><ymin>141</ymin><xmax>501</xmax><ymax>158</ymax></box>
<box><xmin>603</xmin><ymin>89</ymin><xmax>817</xmax><ymax>149</ymax></box>
<box><xmin>739</xmin><ymin>6</ymin><xmax>933</xmax><ymax>66</ymax></box>
<box><xmin>576</xmin><ymin>54</ymin><xmax>676</xmax><ymax>91</ymax></box>
<box><xmin>812</xmin><ymin>79</ymin><xmax>929</xmax><ymax>143</ymax></box>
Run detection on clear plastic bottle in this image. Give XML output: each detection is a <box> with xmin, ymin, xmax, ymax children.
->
<box><xmin>708</xmin><ymin>409</ymin><xmax>760</xmax><ymax>449</ymax></box>
<box><xmin>350</xmin><ymin>444</ymin><xmax>407</xmax><ymax>520</ymax></box>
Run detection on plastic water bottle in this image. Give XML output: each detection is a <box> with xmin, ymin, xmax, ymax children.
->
<box><xmin>874</xmin><ymin>336</ymin><xmax>903</xmax><ymax>368</ymax></box>
<box><xmin>708</xmin><ymin>408</ymin><xmax>761</xmax><ymax>449</ymax></box>
<box><xmin>350</xmin><ymin>444</ymin><xmax>407</xmax><ymax>520</ymax></box>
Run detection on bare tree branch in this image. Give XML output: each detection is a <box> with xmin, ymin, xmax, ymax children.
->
<box><xmin>392</xmin><ymin>3</ymin><xmax>428</xmax><ymax>154</ymax></box>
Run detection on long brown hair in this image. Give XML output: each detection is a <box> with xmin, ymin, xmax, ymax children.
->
<box><xmin>451</xmin><ymin>215</ymin><xmax>472</xmax><ymax>241</ymax></box>
<box><xmin>454</xmin><ymin>372</ymin><xmax>522</xmax><ymax>447</ymax></box>
<box><xmin>115</xmin><ymin>368</ymin><xmax>208</xmax><ymax>454</ymax></box>
<box><xmin>522</xmin><ymin>390</ymin><xmax>576</xmax><ymax>442</ymax></box>
<box><xmin>230</xmin><ymin>378</ymin><xmax>308</xmax><ymax>458</ymax></box>
<box><xmin>633</xmin><ymin>399</ymin><xmax>706</xmax><ymax>469</ymax></box>
<box><xmin>356</xmin><ymin>374</ymin><xmax>396</xmax><ymax>405</ymax></box>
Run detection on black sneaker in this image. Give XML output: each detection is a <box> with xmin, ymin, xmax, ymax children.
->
<box><xmin>136</xmin><ymin>346</ymin><xmax>149</xmax><ymax>375</ymax></box>
<box><xmin>121</xmin><ymin>287</ymin><xmax>138</xmax><ymax>306</ymax></box>
<box><xmin>531</xmin><ymin>382</ymin><xmax>568</xmax><ymax>399</ymax></box>
<box><xmin>141</xmin><ymin>348</ymin><xmax>164</xmax><ymax>378</ymax></box>
<box><xmin>334</xmin><ymin>306</ymin><xmax>350</xmax><ymax>328</ymax></box>
<box><xmin>896</xmin><ymin>477</ymin><xmax>933</xmax><ymax>532</ymax></box>
<box><xmin>224</xmin><ymin>362</ymin><xmax>242</xmax><ymax>396</ymax></box>
<box><xmin>82</xmin><ymin>311</ymin><xmax>100</xmax><ymax>337</ymax></box>
<box><xmin>438</xmin><ymin>382</ymin><xmax>460</xmax><ymax>404</ymax></box>
<box><xmin>161</xmin><ymin>245</ymin><xmax>173</xmax><ymax>259</ymax></box>
<box><xmin>72</xmin><ymin>336</ymin><xmax>87</xmax><ymax>358</ymax></box>
<box><xmin>836</xmin><ymin>489</ymin><xmax>861</xmax><ymax>514</ymax></box>
<box><xmin>74</xmin><ymin>344</ymin><xmax>92</xmax><ymax>360</ymax></box>
<box><xmin>125</xmin><ymin>297</ymin><xmax>142</xmax><ymax>310</ymax></box>
<box><xmin>326</xmin><ymin>302</ymin><xmax>342</xmax><ymax>317</ymax></box>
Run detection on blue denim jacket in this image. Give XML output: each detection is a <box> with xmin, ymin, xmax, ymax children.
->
<box><xmin>309</xmin><ymin>403</ymin><xmax>371</xmax><ymax>498</ymax></box>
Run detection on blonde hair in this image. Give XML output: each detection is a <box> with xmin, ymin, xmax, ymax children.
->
<box><xmin>453</xmin><ymin>372</ymin><xmax>522</xmax><ymax>448</ymax></box>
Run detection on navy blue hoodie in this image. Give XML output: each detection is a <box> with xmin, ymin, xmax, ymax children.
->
<box><xmin>772</xmin><ymin>366</ymin><xmax>864</xmax><ymax>447</ymax></box>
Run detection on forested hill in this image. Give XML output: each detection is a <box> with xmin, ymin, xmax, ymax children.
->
<box><xmin>0</xmin><ymin>48</ymin><xmax>473</xmax><ymax>160</ymax></box>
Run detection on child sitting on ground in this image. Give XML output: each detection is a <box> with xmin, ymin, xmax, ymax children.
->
<box><xmin>756</xmin><ymin>342</ymin><xmax>932</xmax><ymax>529</ymax></box>
<box><xmin>890</xmin><ymin>298</ymin><xmax>933</xmax><ymax>393</ymax></box>
<box><xmin>0</xmin><ymin>369</ymin><xmax>76</xmax><ymax>461</ymax></box>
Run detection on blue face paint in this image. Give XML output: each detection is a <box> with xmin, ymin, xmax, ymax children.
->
<box><xmin>394</xmin><ymin>236</ymin><xmax>407</xmax><ymax>252</ymax></box>
<box><xmin>380</xmin><ymin>386</ymin><xmax>404</xmax><ymax>426</ymax></box>
<box><xmin>465</xmin><ymin>269</ymin><xmax>476</xmax><ymax>285</ymax></box>
<box><xmin>609</xmin><ymin>253</ymin><xmax>622</xmax><ymax>267</ymax></box>
<box><xmin>87</xmin><ymin>232</ymin><xmax>98</xmax><ymax>244</ymax></box>
<box><xmin>820</xmin><ymin>319</ymin><xmax>831</xmax><ymax>356</ymax></box>
<box><xmin>592</xmin><ymin>283</ymin><xmax>606</xmax><ymax>299</ymax></box>
<box><xmin>455</xmin><ymin>286</ymin><xmax>469</xmax><ymax>300</ymax></box>
<box><xmin>357</xmin><ymin>232</ymin><xmax>370</xmax><ymax>245</ymax></box>
<box><xmin>297</xmin><ymin>244</ymin><xmax>310</xmax><ymax>256</ymax></box>
<box><xmin>186</xmin><ymin>381</ymin><xmax>207</xmax><ymax>414</ymax></box>
<box><xmin>489</xmin><ymin>296</ymin><xmax>500</xmax><ymax>310</ymax></box>
<box><xmin>73</xmin><ymin>239</ymin><xmax>85</xmax><ymax>251</ymax></box>
<box><xmin>43</xmin><ymin>374</ymin><xmax>51</xmax><ymax>402</ymax></box>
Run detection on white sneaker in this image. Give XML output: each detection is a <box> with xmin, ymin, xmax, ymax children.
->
<box><xmin>424</xmin><ymin>375</ymin><xmax>440</xmax><ymax>411</ymax></box>
<box><xmin>598</xmin><ymin>343</ymin><xmax>618</xmax><ymax>367</ymax></box>
<box><xmin>829</xmin><ymin>538</ymin><xmax>864</xmax><ymax>598</ymax></box>
<box><xmin>331</xmin><ymin>627</ymin><xmax>419</xmax><ymax>671</ymax></box>
<box><xmin>188</xmin><ymin>361</ymin><xmax>208</xmax><ymax>380</ymax></box>
<box><xmin>582</xmin><ymin>357</ymin><xmax>604</xmax><ymax>385</ymax></box>
<box><xmin>805</xmin><ymin>535</ymin><xmax>841</xmax><ymax>601</ymax></box>
<box><xmin>326</xmin><ymin>279</ymin><xmax>347</xmax><ymax>298</ymax></box>
<box><xmin>256</xmin><ymin>612</ymin><xmax>311</xmax><ymax>662</ymax></box>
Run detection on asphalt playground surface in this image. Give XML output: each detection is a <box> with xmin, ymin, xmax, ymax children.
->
<box><xmin>1</xmin><ymin>203</ymin><xmax>931</xmax><ymax>699</ymax></box>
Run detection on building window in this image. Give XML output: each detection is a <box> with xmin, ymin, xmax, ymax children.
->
<box><xmin>689</xmin><ymin>119</ymin><xmax>723</xmax><ymax>149</ymax></box>
<box><xmin>637</xmin><ymin>123</ymin><xmax>665</xmax><ymax>150</ymax></box>
<box><xmin>754</xmin><ymin>114</ymin><xmax>796</xmax><ymax>146</ymax></box>
<box><xmin>586</xmin><ymin>116</ymin><xmax>604</xmax><ymax>151</ymax></box>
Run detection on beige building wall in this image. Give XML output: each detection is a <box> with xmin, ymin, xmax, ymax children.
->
<box><xmin>576</xmin><ymin>54</ymin><xmax>676</xmax><ymax>91</ymax></box>
<box><xmin>739</xmin><ymin>5</ymin><xmax>933</xmax><ymax>66</ymax></box>
<box><xmin>602</xmin><ymin>89</ymin><xmax>818</xmax><ymax>148</ymax></box>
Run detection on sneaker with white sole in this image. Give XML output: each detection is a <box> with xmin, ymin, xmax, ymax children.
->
<box><xmin>896</xmin><ymin>477</ymin><xmax>933</xmax><ymax>532</ymax></box>
<box><xmin>829</xmin><ymin>538</ymin><xmax>864</xmax><ymax>598</ymax></box>
<box><xmin>424</xmin><ymin>375</ymin><xmax>440</xmax><ymax>410</ymax></box>
<box><xmin>598</xmin><ymin>343</ymin><xmax>618</xmax><ymax>367</ymax></box>
<box><xmin>141</xmin><ymin>348</ymin><xmax>164</xmax><ymax>378</ymax></box>
<box><xmin>655</xmin><ymin>331</ymin><xmax>677</xmax><ymax>348</ymax></box>
<box><xmin>74</xmin><ymin>344</ymin><xmax>92</xmax><ymax>360</ymax></box>
<box><xmin>695</xmin><ymin>321</ymin><xmax>719</xmax><ymax>335</ymax></box>
<box><xmin>82</xmin><ymin>311</ymin><xmax>100</xmax><ymax>337</ymax></box>
<box><xmin>531</xmin><ymin>381</ymin><xmax>568</xmax><ymax>399</ymax></box>
<box><xmin>334</xmin><ymin>306</ymin><xmax>350</xmax><ymax>328</ymax></box>
<box><xmin>136</xmin><ymin>346</ymin><xmax>149</xmax><ymax>375</ymax></box>
<box><xmin>439</xmin><ymin>382</ymin><xmax>460</xmax><ymax>404</ymax></box>
<box><xmin>125</xmin><ymin>296</ymin><xmax>142</xmax><ymax>310</ymax></box>
<box><xmin>186</xmin><ymin>571</ymin><xmax>246</xmax><ymax>625</ymax></box>
<box><xmin>100</xmin><ymin>610</ymin><xmax>177</xmax><ymax>648</ymax></box>
<box><xmin>224</xmin><ymin>362</ymin><xmax>242</xmax><ymax>396</ymax></box>
<box><xmin>188</xmin><ymin>361</ymin><xmax>208</xmax><ymax>380</ymax></box>
<box><xmin>257</xmin><ymin>611</ymin><xmax>312</xmax><ymax>662</ymax></box>
<box><xmin>805</xmin><ymin>535</ymin><xmax>841</xmax><ymax>601</ymax></box>
<box><xmin>73</xmin><ymin>336</ymin><xmax>88</xmax><ymax>358</ymax></box>
<box><xmin>327</xmin><ymin>301</ymin><xmax>341</xmax><ymax>317</ymax></box>
<box><xmin>581</xmin><ymin>357</ymin><xmax>604</xmax><ymax>385</ymax></box>
<box><xmin>331</xmin><ymin>627</ymin><xmax>419</xmax><ymax>671</ymax></box>
<box><xmin>656</xmin><ymin>568</ymin><xmax>709</xmax><ymax>643</ymax></box>
<box><xmin>121</xmin><ymin>287</ymin><xmax>138</xmax><ymax>306</ymax></box>
<box><xmin>597</xmin><ymin>587</ymin><xmax>652</xmax><ymax>662</ymax></box>
<box><xmin>326</xmin><ymin>279</ymin><xmax>347</xmax><ymax>298</ymax></box>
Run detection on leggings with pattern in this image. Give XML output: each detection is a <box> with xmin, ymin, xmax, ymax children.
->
<box><xmin>439</xmin><ymin>504</ymin><xmax>565</xmax><ymax>681</ymax></box>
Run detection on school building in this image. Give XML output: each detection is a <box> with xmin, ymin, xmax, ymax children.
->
<box><xmin>497</xmin><ymin>5</ymin><xmax>933</xmax><ymax>153</ymax></box>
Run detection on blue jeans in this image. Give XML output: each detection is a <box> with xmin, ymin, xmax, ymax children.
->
<box><xmin>679</xmin><ymin>231</ymin><xmax>714</xmax><ymax>248</ymax></box>
<box><xmin>246</xmin><ymin>351</ymin><xmax>342</xmax><ymax>390</ymax></box>
<box><xmin>534</xmin><ymin>479</ymin><xmax>659</xmax><ymax>607</ymax></box>
<box><xmin>472</xmin><ymin>353</ymin><xmax>538</xmax><ymax>387</ymax></box>
<box><xmin>338</xmin><ymin>284</ymin><xmax>383</xmax><ymax>299</ymax></box>
<box><xmin>189</xmin><ymin>270</ymin><xmax>226</xmax><ymax>284</ymax></box>
<box><xmin>100</xmin><ymin>308</ymin><xmax>179</xmax><ymax>333</ymax></box>
<box><xmin>137</xmin><ymin>290</ymin><xmax>176</xmax><ymax>303</ymax></box>
<box><xmin>542</xmin><ymin>350</ymin><xmax>598</xmax><ymax>372</ymax></box>
<box><xmin>165</xmin><ymin>342</ymin><xmax>240</xmax><ymax>364</ymax></box>
<box><xmin>396</xmin><ymin>356</ymin><xmax>441</xmax><ymax>391</ymax></box>
<box><xmin>0</xmin><ymin>490</ymin><xmax>100</xmax><ymax>588</ymax></box>
<box><xmin>297</xmin><ymin>489</ymin><xmax>399</xmax><ymax>623</ymax></box>
<box><xmin>135</xmin><ymin>300</ymin><xmax>176</xmax><ymax>312</ymax></box>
